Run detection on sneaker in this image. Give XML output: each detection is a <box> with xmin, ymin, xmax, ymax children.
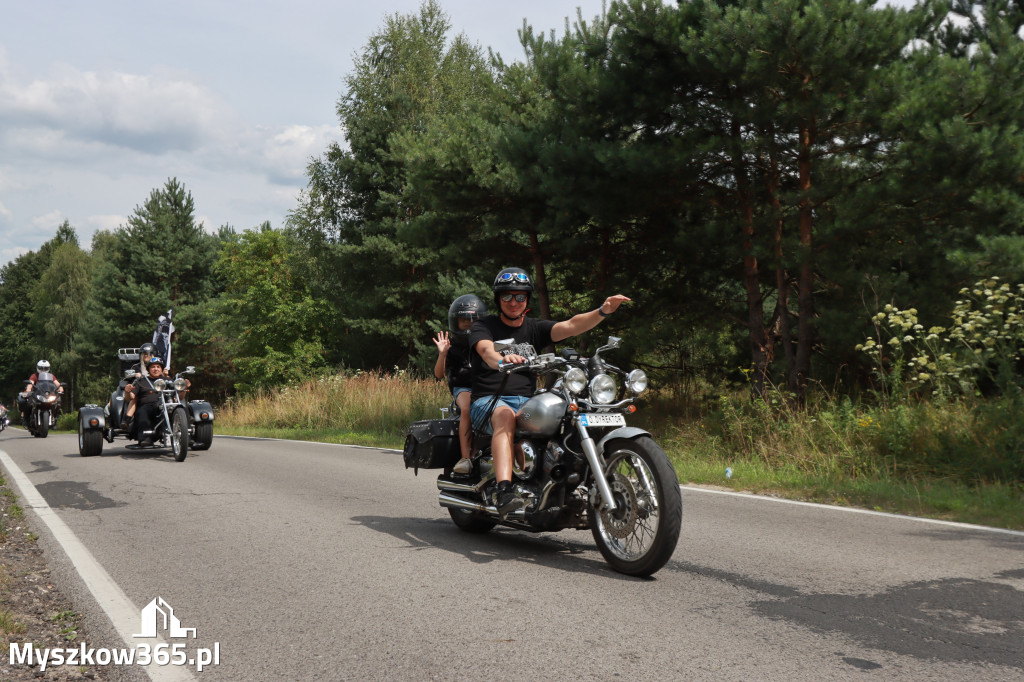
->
<box><xmin>452</xmin><ymin>458</ymin><xmax>472</xmax><ymax>475</ymax></box>
<box><xmin>495</xmin><ymin>481</ymin><xmax>523</xmax><ymax>519</ymax></box>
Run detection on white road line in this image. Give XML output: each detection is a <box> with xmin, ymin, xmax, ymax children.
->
<box><xmin>219</xmin><ymin>433</ymin><xmax>1024</xmax><ymax>538</ymax></box>
<box><xmin>0</xmin><ymin>447</ymin><xmax>193</xmax><ymax>681</ymax></box>
<box><xmin>682</xmin><ymin>485</ymin><xmax>1024</xmax><ymax>537</ymax></box>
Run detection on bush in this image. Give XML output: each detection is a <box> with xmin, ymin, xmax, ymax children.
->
<box><xmin>56</xmin><ymin>412</ymin><xmax>78</xmax><ymax>431</ymax></box>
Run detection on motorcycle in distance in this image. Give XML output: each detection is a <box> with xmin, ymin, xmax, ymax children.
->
<box><xmin>78</xmin><ymin>348</ymin><xmax>214</xmax><ymax>461</ymax></box>
<box><xmin>0</xmin><ymin>403</ymin><xmax>10</xmax><ymax>432</ymax></box>
<box><xmin>20</xmin><ymin>373</ymin><xmax>62</xmax><ymax>438</ymax></box>
<box><xmin>404</xmin><ymin>336</ymin><xmax>683</xmax><ymax>577</ymax></box>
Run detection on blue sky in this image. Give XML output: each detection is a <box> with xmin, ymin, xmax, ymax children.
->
<box><xmin>0</xmin><ymin>0</ymin><xmax>610</xmax><ymax>266</ymax></box>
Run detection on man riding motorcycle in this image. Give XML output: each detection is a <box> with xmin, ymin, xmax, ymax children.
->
<box><xmin>468</xmin><ymin>267</ymin><xmax>630</xmax><ymax>517</ymax></box>
<box><xmin>19</xmin><ymin>360</ymin><xmax>63</xmax><ymax>423</ymax></box>
<box><xmin>130</xmin><ymin>356</ymin><xmax>167</xmax><ymax>446</ymax></box>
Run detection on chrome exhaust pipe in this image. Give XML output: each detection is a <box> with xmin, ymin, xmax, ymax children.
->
<box><xmin>439</xmin><ymin>492</ymin><xmax>492</xmax><ymax>514</ymax></box>
<box><xmin>436</xmin><ymin>479</ymin><xmax>480</xmax><ymax>494</ymax></box>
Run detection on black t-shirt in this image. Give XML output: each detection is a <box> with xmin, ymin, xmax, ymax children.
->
<box><xmin>445</xmin><ymin>343</ymin><xmax>473</xmax><ymax>390</ymax></box>
<box><xmin>469</xmin><ymin>315</ymin><xmax>556</xmax><ymax>399</ymax></box>
<box><xmin>132</xmin><ymin>376</ymin><xmax>163</xmax><ymax>406</ymax></box>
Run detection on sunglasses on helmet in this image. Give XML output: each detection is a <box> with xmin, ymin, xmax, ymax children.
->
<box><xmin>498</xmin><ymin>272</ymin><xmax>530</xmax><ymax>283</ymax></box>
<box><xmin>500</xmin><ymin>293</ymin><xmax>528</xmax><ymax>303</ymax></box>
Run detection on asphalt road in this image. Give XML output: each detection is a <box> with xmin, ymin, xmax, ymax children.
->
<box><xmin>1</xmin><ymin>427</ymin><xmax>1022</xmax><ymax>681</ymax></box>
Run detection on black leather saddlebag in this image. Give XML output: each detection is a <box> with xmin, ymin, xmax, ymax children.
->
<box><xmin>403</xmin><ymin>418</ymin><xmax>460</xmax><ymax>474</ymax></box>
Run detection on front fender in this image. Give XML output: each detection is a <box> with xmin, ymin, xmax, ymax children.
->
<box><xmin>188</xmin><ymin>401</ymin><xmax>215</xmax><ymax>423</ymax></box>
<box><xmin>79</xmin><ymin>405</ymin><xmax>105</xmax><ymax>431</ymax></box>
<box><xmin>595</xmin><ymin>426</ymin><xmax>650</xmax><ymax>455</ymax></box>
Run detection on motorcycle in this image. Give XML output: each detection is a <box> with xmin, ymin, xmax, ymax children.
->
<box><xmin>79</xmin><ymin>362</ymin><xmax>213</xmax><ymax>461</ymax></box>
<box><xmin>0</xmin><ymin>404</ymin><xmax>10</xmax><ymax>432</ymax></box>
<box><xmin>404</xmin><ymin>336</ymin><xmax>682</xmax><ymax>577</ymax></box>
<box><xmin>20</xmin><ymin>373</ymin><xmax>62</xmax><ymax>438</ymax></box>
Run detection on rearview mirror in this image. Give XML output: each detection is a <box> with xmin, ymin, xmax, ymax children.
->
<box><xmin>493</xmin><ymin>338</ymin><xmax>514</xmax><ymax>353</ymax></box>
<box><xmin>606</xmin><ymin>336</ymin><xmax>622</xmax><ymax>349</ymax></box>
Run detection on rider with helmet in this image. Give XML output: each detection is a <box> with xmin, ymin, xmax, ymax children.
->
<box><xmin>468</xmin><ymin>267</ymin><xmax>631</xmax><ymax>517</ymax></box>
<box><xmin>20</xmin><ymin>360</ymin><xmax>64</xmax><ymax>422</ymax></box>
<box><xmin>121</xmin><ymin>342</ymin><xmax>159</xmax><ymax>428</ymax></box>
<box><xmin>433</xmin><ymin>294</ymin><xmax>488</xmax><ymax>474</ymax></box>
<box><xmin>131</xmin><ymin>356</ymin><xmax>167</xmax><ymax>446</ymax></box>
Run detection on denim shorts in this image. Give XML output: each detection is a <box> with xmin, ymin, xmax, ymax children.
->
<box><xmin>452</xmin><ymin>387</ymin><xmax>471</xmax><ymax>400</ymax></box>
<box><xmin>469</xmin><ymin>395</ymin><xmax>531</xmax><ymax>434</ymax></box>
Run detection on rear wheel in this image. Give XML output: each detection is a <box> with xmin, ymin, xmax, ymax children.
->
<box><xmin>448</xmin><ymin>507</ymin><xmax>497</xmax><ymax>534</ymax></box>
<box><xmin>588</xmin><ymin>437</ymin><xmax>682</xmax><ymax>577</ymax></box>
<box><xmin>191</xmin><ymin>422</ymin><xmax>213</xmax><ymax>450</ymax></box>
<box><xmin>170</xmin><ymin>407</ymin><xmax>189</xmax><ymax>462</ymax></box>
<box><xmin>78</xmin><ymin>415</ymin><xmax>103</xmax><ymax>457</ymax></box>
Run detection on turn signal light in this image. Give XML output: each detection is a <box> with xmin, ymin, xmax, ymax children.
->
<box><xmin>200</xmin><ymin>412</ymin><xmax>209</xmax><ymax>420</ymax></box>
<box><xmin>568</xmin><ymin>403</ymin><xmax>579</xmax><ymax>412</ymax></box>
<box><xmin>89</xmin><ymin>418</ymin><xmax>99</xmax><ymax>427</ymax></box>
<box><xmin>627</xmin><ymin>405</ymin><xmax>637</xmax><ymax>414</ymax></box>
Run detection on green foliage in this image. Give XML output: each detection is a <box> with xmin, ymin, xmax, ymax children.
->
<box><xmin>290</xmin><ymin>0</ymin><xmax>496</xmax><ymax>370</ymax></box>
<box><xmin>74</xmin><ymin>178</ymin><xmax>221</xmax><ymax>385</ymax></box>
<box><xmin>858</xmin><ymin>277</ymin><xmax>1024</xmax><ymax>398</ymax></box>
<box><xmin>215</xmin><ymin>226</ymin><xmax>330</xmax><ymax>393</ymax></box>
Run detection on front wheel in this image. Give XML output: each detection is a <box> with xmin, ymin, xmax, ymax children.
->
<box><xmin>37</xmin><ymin>411</ymin><xmax>49</xmax><ymax>438</ymax></box>
<box><xmin>170</xmin><ymin>407</ymin><xmax>189</xmax><ymax>462</ymax></box>
<box><xmin>588</xmin><ymin>437</ymin><xmax>682</xmax><ymax>577</ymax></box>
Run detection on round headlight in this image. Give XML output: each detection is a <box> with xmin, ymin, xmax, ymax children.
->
<box><xmin>564</xmin><ymin>367</ymin><xmax>587</xmax><ymax>395</ymax></box>
<box><xmin>589</xmin><ymin>374</ymin><xmax>617</xmax><ymax>404</ymax></box>
<box><xmin>173</xmin><ymin>378</ymin><xmax>188</xmax><ymax>391</ymax></box>
<box><xmin>154</xmin><ymin>379</ymin><xmax>167</xmax><ymax>391</ymax></box>
<box><xmin>626</xmin><ymin>369</ymin><xmax>648</xmax><ymax>394</ymax></box>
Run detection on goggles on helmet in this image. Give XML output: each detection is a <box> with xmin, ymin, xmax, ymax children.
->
<box><xmin>497</xmin><ymin>272</ymin><xmax>531</xmax><ymax>283</ymax></box>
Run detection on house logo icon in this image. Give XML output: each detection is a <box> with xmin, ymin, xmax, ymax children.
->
<box><xmin>133</xmin><ymin>597</ymin><xmax>197</xmax><ymax>639</ymax></box>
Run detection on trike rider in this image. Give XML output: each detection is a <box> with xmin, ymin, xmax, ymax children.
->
<box><xmin>468</xmin><ymin>267</ymin><xmax>630</xmax><ymax>518</ymax></box>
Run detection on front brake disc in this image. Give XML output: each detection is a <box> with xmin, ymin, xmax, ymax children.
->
<box><xmin>600</xmin><ymin>472</ymin><xmax>639</xmax><ymax>539</ymax></box>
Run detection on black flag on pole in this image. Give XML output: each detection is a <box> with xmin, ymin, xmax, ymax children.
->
<box><xmin>153</xmin><ymin>308</ymin><xmax>175</xmax><ymax>369</ymax></box>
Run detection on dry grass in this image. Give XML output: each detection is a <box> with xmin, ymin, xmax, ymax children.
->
<box><xmin>217</xmin><ymin>371</ymin><xmax>450</xmax><ymax>438</ymax></box>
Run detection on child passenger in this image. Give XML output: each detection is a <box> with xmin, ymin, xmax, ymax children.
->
<box><xmin>433</xmin><ymin>294</ymin><xmax>488</xmax><ymax>475</ymax></box>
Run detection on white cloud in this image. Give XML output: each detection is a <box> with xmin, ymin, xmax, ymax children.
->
<box><xmin>30</xmin><ymin>210</ymin><xmax>67</xmax><ymax>233</ymax></box>
<box><xmin>253</xmin><ymin>124</ymin><xmax>341</xmax><ymax>185</ymax></box>
<box><xmin>1</xmin><ymin>245</ymin><xmax>28</xmax><ymax>264</ymax></box>
<box><xmin>0</xmin><ymin>57</ymin><xmax>229</xmax><ymax>156</ymax></box>
<box><xmin>0</xmin><ymin>199</ymin><xmax>11</xmax><ymax>222</ymax></box>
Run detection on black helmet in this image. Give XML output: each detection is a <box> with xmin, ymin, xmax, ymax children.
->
<box><xmin>146</xmin><ymin>356</ymin><xmax>164</xmax><ymax>369</ymax></box>
<box><xmin>140</xmin><ymin>342</ymin><xmax>157</xmax><ymax>356</ymax></box>
<box><xmin>492</xmin><ymin>267</ymin><xmax>534</xmax><ymax>293</ymax></box>
<box><xmin>448</xmin><ymin>294</ymin><xmax>488</xmax><ymax>346</ymax></box>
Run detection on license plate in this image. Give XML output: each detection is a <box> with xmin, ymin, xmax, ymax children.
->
<box><xmin>579</xmin><ymin>413</ymin><xmax>625</xmax><ymax>427</ymax></box>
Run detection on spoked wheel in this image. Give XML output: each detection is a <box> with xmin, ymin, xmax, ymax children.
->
<box><xmin>170</xmin><ymin>407</ymin><xmax>189</xmax><ymax>462</ymax></box>
<box><xmin>448</xmin><ymin>507</ymin><xmax>497</xmax><ymax>534</ymax></box>
<box><xmin>588</xmin><ymin>437</ymin><xmax>682</xmax><ymax>577</ymax></box>
<box><xmin>78</xmin><ymin>415</ymin><xmax>103</xmax><ymax>457</ymax></box>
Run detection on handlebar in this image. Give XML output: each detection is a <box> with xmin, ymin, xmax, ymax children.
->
<box><xmin>498</xmin><ymin>353</ymin><xmax>566</xmax><ymax>374</ymax></box>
